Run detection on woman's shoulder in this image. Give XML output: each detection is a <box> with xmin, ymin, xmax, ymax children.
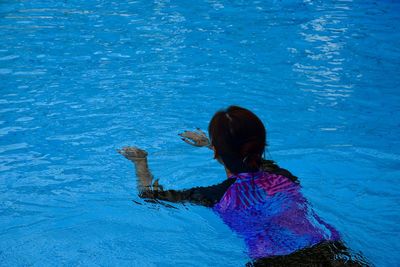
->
<box><xmin>261</xmin><ymin>159</ymin><xmax>300</xmax><ymax>184</ymax></box>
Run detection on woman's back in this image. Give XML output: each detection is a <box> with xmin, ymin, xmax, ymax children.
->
<box><xmin>214</xmin><ymin>171</ymin><xmax>340</xmax><ymax>259</ymax></box>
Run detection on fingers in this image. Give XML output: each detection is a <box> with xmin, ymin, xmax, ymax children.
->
<box><xmin>178</xmin><ymin>129</ymin><xmax>209</xmax><ymax>147</ymax></box>
<box><xmin>117</xmin><ymin>148</ymin><xmax>127</xmax><ymax>156</ymax></box>
<box><xmin>196</xmin><ymin>128</ymin><xmax>208</xmax><ymax>137</ymax></box>
<box><xmin>181</xmin><ymin>137</ymin><xmax>197</xmax><ymax>146</ymax></box>
<box><xmin>153</xmin><ymin>179</ymin><xmax>159</xmax><ymax>191</ymax></box>
<box><xmin>158</xmin><ymin>184</ymin><xmax>164</xmax><ymax>191</ymax></box>
<box><xmin>152</xmin><ymin>179</ymin><xmax>164</xmax><ymax>191</ymax></box>
<box><xmin>117</xmin><ymin>146</ymin><xmax>148</xmax><ymax>158</ymax></box>
<box><xmin>179</xmin><ymin>131</ymin><xmax>197</xmax><ymax>139</ymax></box>
<box><xmin>178</xmin><ymin>131</ymin><xmax>188</xmax><ymax>138</ymax></box>
<box><xmin>196</xmin><ymin>127</ymin><xmax>204</xmax><ymax>134</ymax></box>
<box><xmin>179</xmin><ymin>129</ymin><xmax>205</xmax><ymax>136</ymax></box>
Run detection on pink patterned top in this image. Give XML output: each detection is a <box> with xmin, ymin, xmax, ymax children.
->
<box><xmin>213</xmin><ymin>171</ymin><xmax>340</xmax><ymax>259</ymax></box>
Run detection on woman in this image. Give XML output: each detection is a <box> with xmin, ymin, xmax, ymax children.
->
<box><xmin>118</xmin><ymin>106</ymin><xmax>369</xmax><ymax>266</ymax></box>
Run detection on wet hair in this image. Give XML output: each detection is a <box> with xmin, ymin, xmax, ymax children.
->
<box><xmin>208</xmin><ymin>106</ymin><xmax>266</xmax><ymax>174</ymax></box>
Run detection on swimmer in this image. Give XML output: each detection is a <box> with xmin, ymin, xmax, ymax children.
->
<box><xmin>118</xmin><ymin>106</ymin><xmax>369</xmax><ymax>266</ymax></box>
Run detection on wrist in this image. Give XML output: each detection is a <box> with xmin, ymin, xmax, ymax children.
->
<box><xmin>132</xmin><ymin>157</ymin><xmax>148</xmax><ymax>164</ymax></box>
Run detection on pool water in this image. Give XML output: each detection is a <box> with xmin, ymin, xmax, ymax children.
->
<box><xmin>1</xmin><ymin>0</ymin><xmax>399</xmax><ymax>266</ymax></box>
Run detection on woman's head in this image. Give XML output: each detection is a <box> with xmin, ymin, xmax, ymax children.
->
<box><xmin>208</xmin><ymin>106</ymin><xmax>266</xmax><ymax>174</ymax></box>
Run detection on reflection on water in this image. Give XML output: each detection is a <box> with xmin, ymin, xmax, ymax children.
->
<box><xmin>294</xmin><ymin>1</ymin><xmax>353</xmax><ymax>108</ymax></box>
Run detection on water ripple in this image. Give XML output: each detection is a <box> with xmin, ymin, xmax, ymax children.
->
<box><xmin>0</xmin><ymin>0</ymin><xmax>399</xmax><ymax>266</ymax></box>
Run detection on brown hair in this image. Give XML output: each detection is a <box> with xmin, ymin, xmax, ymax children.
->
<box><xmin>208</xmin><ymin>106</ymin><xmax>266</xmax><ymax>174</ymax></box>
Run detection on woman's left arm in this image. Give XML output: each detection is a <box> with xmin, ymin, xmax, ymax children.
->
<box><xmin>141</xmin><ymin>179</ymin><xmax>234</xmax><ymax>207</ymax></box>
<box><xmin>118</xmin><ymin>146</ymin><xmax>233</xmax><ymax>207</ymax></box>
<box><xmin>117</xmin><ymin>147</ymin><xmax>153</xmax><ymax>194</ymax></box>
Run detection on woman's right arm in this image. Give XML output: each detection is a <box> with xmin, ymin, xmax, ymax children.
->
<box><xmin>179</xmin><ymin>128</ymin><xmax>212</xmax><ymax>149</ymax></box>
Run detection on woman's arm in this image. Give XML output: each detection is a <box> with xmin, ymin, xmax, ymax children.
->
<box><xmin>118</xmin><ymin>146</ymin><xmax>234</xmax><ymax>206</ymax></box>
<box><xmin>117</xmin><ymin>147</ymin><xmax>153</xmax><ymax>193</ymax></box>
<box><xmin>179</xmin><ymin>128</ymin><xmax>212</xmax><ymax>149</ymax></box>
<box><xmin>141</xmin><ymin>179</ymin><xmax>234</xmax><ymax>207</ymax></box>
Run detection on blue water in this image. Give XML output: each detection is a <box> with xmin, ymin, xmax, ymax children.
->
<box><xmin>1</xmin><ymin>0</ymin><xmax>399</xmax><ymax>266</ymax></box>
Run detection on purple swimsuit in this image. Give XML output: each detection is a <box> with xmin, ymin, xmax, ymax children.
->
<box><xmin>213</xmin><ymin>171</ymin><xmax>340</xmax><ymax>259</ymax></box>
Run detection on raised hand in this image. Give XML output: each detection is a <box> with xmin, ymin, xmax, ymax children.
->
<box><xmin>117</xmin><ymin>146</ymin><xmax>148</xmax><ymax>162</ymax></box>
<box><xmin>118</xmin><ymin>146</ymin><xmax>153</xmax><ymax>191</ymax></box>
<box><xmin>179</xmin><ymin>128</ymin><xmax>211</xmax><ymax>148</ymax></box>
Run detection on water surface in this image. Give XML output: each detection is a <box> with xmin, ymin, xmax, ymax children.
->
<box><xmin>1</xmin><ymin>0</ymin><xmax>399</xmax><ymax>266</ymax></box>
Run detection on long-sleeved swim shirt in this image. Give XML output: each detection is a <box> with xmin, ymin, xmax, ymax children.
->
<box><xmin>140</xmin><ymin>160</ymin><xmax>340</xmax><ymax>259</ymax></box>
<box><xmin>213</xmin><ymin>171</ymin><xmax>340</xmax><ymax>259</ymax></box>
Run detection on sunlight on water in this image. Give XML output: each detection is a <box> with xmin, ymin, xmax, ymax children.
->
<box><xmin>1</xmin><ymin>0</ymin><xmax>399</xmax><ymax>266</ymax></box>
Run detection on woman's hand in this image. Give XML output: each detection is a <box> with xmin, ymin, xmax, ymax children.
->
<box><xmin>117</xmin><ymin>146</ymin><xmax>148</xmax><ymax>162</ymax></box>
<box><xmin>179</xmin><ymin>128</ymin><xmax>211</xmax><ymax>148</ymax></box>
<box><xmin>118</xmin><ymin>146</ymin><xmax>154</xmax><ymax>191</ymax></box>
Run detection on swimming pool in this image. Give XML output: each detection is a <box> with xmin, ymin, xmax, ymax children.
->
<box><xmin>1</xmin><ymin>0</ymin><xmax>399</xmax><ymax>266</ymax></box>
